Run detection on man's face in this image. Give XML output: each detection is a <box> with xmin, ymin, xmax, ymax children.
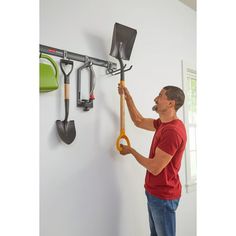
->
<box><xmin>153</xmin><ymin>89</ymin><xmax>173</xmax><ymax>113</ymax></box>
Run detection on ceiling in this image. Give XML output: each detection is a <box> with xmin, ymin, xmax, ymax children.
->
<box><xmin>179</xmin><ymin>0</ymin><xmax>196</xmax><ymax>11</ymax></box>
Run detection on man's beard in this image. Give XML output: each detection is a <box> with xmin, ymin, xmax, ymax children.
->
<box><xmin>152</xmin><ymin>105</ymin><xmax>157</xmax><ymax>111</ymax></box>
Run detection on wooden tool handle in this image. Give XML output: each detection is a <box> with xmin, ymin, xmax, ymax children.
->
<box><xmin>116</xmin><ymin>80</ymin><xmax>131</xmax><ymax>152</ymax></box>
<box><xmin>64</xmin><ymin>84</ymin><xmax>70</xmax><ymax>100</ymax></box>
<box><xmin>120</xmin><ymin>80</ymin><xmax>125</xmax><ymax>131</ymax></box>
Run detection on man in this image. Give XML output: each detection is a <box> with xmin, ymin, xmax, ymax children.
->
<box><xmin>118</xmin><ymin>84</ymin><xmax>187</xmax><ymax>236</ymax></box>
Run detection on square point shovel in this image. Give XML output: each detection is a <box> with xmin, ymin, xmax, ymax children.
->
<box><xmin>109</xmin><ymin>23</ymin><xmax>137</xmax><ymax>152</ymax></box>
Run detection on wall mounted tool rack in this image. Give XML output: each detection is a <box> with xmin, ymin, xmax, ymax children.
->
<box><xmin>39</xmin><ymin>44</ymin><xmax>117</xmax><ymax>70</ymax></box>
<box><xmin>40</xmin><ymin>44</ymin><xmax>118</xmax><ymax>111</ymax></box>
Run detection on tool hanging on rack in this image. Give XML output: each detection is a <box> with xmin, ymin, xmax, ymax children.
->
<box><xmin>77</xmin><ymin>57</ymin><xmax>96</xmax><ymax>111</ymax></box>
<box><xmin>39</xmin><ymin>53</ymin><xmax>59</xmax><ymax>92</ymax></box>
<box><xmin>109</xmin><ymin>22</ymin><xmax>137</xmax><ymax>152</ymax></box>
<box><xmin>56</xmin><ymin>58</ymin><xmax>76</xmax><ymax>144</ymax></box>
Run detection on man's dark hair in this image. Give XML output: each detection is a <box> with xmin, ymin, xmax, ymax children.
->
<box><xmin>163</xmin><ymin>86</ymin><xmax>185</xmax><ymax>111</ymax></box>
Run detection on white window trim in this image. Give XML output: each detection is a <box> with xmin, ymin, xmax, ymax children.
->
<box><xmin>181</xmin><ymin>60</ymin><xmax>197</xmax><ymax>193</ymax></box>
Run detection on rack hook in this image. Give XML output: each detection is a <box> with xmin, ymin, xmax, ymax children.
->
<box><xmin>106</xmin><ymin>61</ymin><xmax>118</xmax><ymax>74</ymax></box>
<box><xmin>112</xmin><ymin>65</ymin><xmax>133</xmax><ymax>75</ymax></box>
<box><xmin>107</xmin><ymin>64</ymin><xmax>126</xmax><ymax>75</ymax></box>
<box><xmin>63</xmin><ymin>50</ymin><xmax>68</xmax><ymax>59</ymax></box>
<box><xmin>106</xmin><ymin>64</ymin><xmax>133</xmax><ymax>76</ymax></box>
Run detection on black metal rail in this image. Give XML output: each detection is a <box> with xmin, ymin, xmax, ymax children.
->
<box><xmin>40</xmin><ymin>44</ymin><xmax>117</xmax><ymax>70</ymax></box>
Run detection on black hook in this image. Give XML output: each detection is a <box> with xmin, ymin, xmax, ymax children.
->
<box><xmin>107</xmin><ymin>64</ymin><xmax>133</xmax><ymax>76</ymax></box>
<box><xmin>106</xmin><ymin>61</ymin><xmax>117</xmax><ymax>74</ymax></box>
<box><xmin>108</xmin><ymin>64</ymin><xmax>127</xmax><ymax>74</ymax></box>
<box><xmin>112</xmin><ymin>65</ymin><xmax>133</xmax><ymax>75</ymax></box>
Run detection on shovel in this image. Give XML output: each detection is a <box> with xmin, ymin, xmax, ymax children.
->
<box><xmin>56</xmin><ymin>59</ymin><xmax>76</xmax><ymax>144</ymax></box>
<box><xmin>110</xmin><ymin>23</ymin><xmax>137</xmax><ymax>151</ymax></box>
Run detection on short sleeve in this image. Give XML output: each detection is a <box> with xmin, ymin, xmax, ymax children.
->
<box><xmin>153</xmin><ymin>119</ymin><xmax>161</xmax><ymax>129</ymax></box>
<box><xmin>157</xmin><ymin>129</ymin><xmax>182</xmax><ymax>156</ymax></box>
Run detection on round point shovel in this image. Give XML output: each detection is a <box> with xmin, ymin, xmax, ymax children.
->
<box><xmin>56</xmin><ymin>59</ymin><xmax>76</xmax><ymax>144</ymax></box>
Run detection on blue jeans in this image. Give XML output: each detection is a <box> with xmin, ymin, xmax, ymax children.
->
<box><xmin>145</xmin><ymin>191</ymin><xmax>180</xmax><ymax>236</ymax></box>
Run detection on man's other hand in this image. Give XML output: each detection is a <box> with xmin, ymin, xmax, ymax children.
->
<box><xmin>119</xmin><ymin>144</ymin><xmax>132</xmax><ymax>155</ymax></box>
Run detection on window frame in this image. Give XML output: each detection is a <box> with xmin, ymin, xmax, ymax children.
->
<box><xmin>181</xmin><ymin>60</ymin><xmax>197</xmax><ymax>193</ymax></box>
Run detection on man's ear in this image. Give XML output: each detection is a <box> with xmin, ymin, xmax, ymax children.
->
<box><xmin>169</xmin><ymin>100</ymin><xmax>176</xmax><ymax>108</ymax></box>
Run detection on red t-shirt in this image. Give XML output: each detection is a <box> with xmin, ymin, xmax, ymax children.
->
<box><xmin>144</xmin><ymin>118</ymin><xmax>187</xmax><ymax>200</ymax></box>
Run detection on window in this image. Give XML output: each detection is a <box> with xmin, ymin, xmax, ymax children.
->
<box><xmin>182</xmin><ymin>61</ymin><xmax>197</xmax><ymax>192</ymax></box>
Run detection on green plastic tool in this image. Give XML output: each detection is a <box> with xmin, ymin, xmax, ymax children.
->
<box><xmin>40</xmin><ymin>54</ymin><xmax>59</xmax><ymax>92</ymax></box>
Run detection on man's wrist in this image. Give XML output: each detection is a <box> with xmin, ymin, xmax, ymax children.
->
<box><xmin>130</xmin><ymin>147</ymin><xmax>136</xmax><ymax>156</ymax></box>
<box><xmin>125</xmin><ymin>94</ymin><xmax>132</xmax><ymax>101</ymax></box>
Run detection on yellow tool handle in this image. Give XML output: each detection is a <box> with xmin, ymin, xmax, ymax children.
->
<box><xmin>116</xmin><ymin>80</ymin><xmax>131</xmax><ymax>151</ymax></box>
<box><xmin>116</xmin><ymin>130</ymin><xmax>131</xmax><ymax>152</ymax></box>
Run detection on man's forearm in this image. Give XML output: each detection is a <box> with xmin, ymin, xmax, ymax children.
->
<box><xmin>125</xmin><ymin>95</ymin><xmax>144</xmax><ymax>125</ymax></box>
<box><xmin>130</xmin><ymin>148</ymin><xmax>158</xmax><ymax>175</ymax></box>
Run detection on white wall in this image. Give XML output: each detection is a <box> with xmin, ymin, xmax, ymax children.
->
<box><xmin>40</xmin><ymin>0</ymin><xmax>196</xmax><ymax>235</ymax></box>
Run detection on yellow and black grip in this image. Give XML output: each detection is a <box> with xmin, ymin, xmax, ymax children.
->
<box><xmin>116</xmin><ymin>130</ymin><xmax>131</xmax><ymax>152</ymax></box>
<box><xmin>116</xmin><ymin>80</ymin><xmax>131</xmax><ymax>151</ymax></box>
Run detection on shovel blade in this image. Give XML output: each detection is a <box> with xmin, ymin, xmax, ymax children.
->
<box><xmin>56</xmin><ymin>120</ymin><xmax>76</xmax><ymax>144</ymax></box>
<box><xmin>110</xmin><ymin>23</ymin><xmax>137</xmax><ymax>60</ymax></box>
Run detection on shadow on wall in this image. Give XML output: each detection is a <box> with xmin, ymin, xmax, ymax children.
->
<box><xmin>94</xmin><ymin>88</ymin><xmax>119</xmax><ymax>156</ymax></box>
